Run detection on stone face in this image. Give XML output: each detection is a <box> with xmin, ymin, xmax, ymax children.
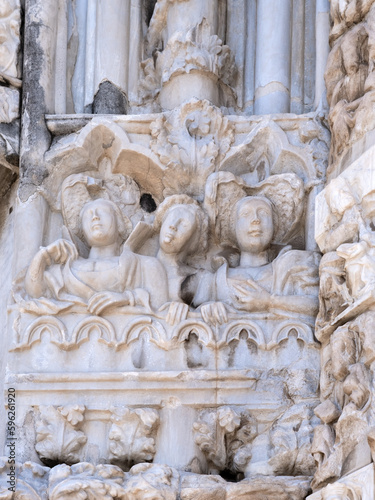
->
<box><xmin>1</xmin><ymin>0</ymin><xmax>375</xmax><ymax>498</ymax></box>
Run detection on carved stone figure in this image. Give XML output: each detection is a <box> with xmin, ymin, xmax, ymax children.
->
<box><xmin>22</xmin><ymin>174</ymin><xmax>168</xmax><ymax>314</ymax></box>
<box><xmin>194</xmin><ymin>172</ymin><xmax>320</xmax><ymax>321</ymax></box>
<box><xmin>315</xmin><ymin>252</ymin><xmax>352</xmax><ymax>343</ymax></box>
<box><xmin>154</xmin><ymin>194</ymin><xmax>212</xmax><ymax>324</ymax></box>
<box><xmin>312</xmin><ymin>363</ymin><xmax>372</xmax><ymax>490</ymax></box>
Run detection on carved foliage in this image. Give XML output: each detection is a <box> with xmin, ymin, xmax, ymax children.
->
<box><xmin>0</xmin><ymin>458</ymin><xmax>49</xmax><ymax>500</ymax></box>
<box><xmin>35</xmin><ymin>406</ymin><xmax>87</xmax><ymax>466</ymax></box>
<box><xmin>312</xmin><ymin>312</ymin><xmax>375</xmax><ymax>489</ymax></box>
<box><xmin>108</xmin><ymin>407</ymin><xmax>160</xmax><ymax>468</ymax></box>
<box><xmin>193</xmin><ymin>407</ymin><xmax>257</xmax><ymax>473</ymax></box>
<box><xmin>49</xmin><ymin>463</ymin><xmax>126</xmax><ymax>500</ymax></box>
<box><xmin>267</xmin><ymin>404</ymin><xmax>316</xmax><ymax>477</ymax></box>
<box><xmin>141</xmin><ymin>18</ymin><xmax>236</xmax><ymax>100</ymax></box>
<box><xmin>125</xmin><ymin>463</ymin><xmax>179</xmax><ymax>500</ymax></box>
<box><xmin>150</xmin><ymin>99</ymin><xmax>234</xmax><ymax>197</ymax></box>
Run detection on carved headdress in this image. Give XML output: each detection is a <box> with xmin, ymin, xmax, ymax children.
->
<box><xmin>61</xmin><ymin>173</ymin><xmax>133</xmax><ymax>255</ymax></box>
<box><xmin>203</xmin><ymin>171</ymin><xmax>305</xmax><ymax>248</ymax></box>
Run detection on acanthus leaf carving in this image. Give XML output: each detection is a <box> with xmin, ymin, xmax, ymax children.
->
<box><xmin>140</xmin><ymin>18</ymin><xmax>236</xmax><ymax>105</ymax></box>
<box><xmin>108</xmin><ymin>407</ymin><xmax>160</xmax><ymax>469</ymax></box>
<box><xmin>34</xmin><ymin>406</ymin><xmax>87</xmax><ymax>467</ymax></box>
<box><xmin>125</xmin><ymin>463</ymin><xmax>179</xmax><ymax>500</ymax></box>
<box><xmin>150</xmin><ymin>99</ymin><xmax>235</xmax><ymax>198</ymax></box>
<box><xmin>0</xmin><ymin>458</ymin><xmax>49</xmax><ymax>500</ymax></box>
<box><xmin>48</xmin><ymin>463</ymin><xmax>126</xmax><ymax>500</ymax></box>
<box><xmin>193</xmin><ymin>406</ymin><xmax>242</xmax><ymax>472</ymax></box>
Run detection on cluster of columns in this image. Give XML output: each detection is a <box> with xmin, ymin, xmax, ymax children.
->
<box><xmin>54</xmin><ymin>0</ymin><xmax>143</xmax><ymax>114</ymax></box>
<box><xmin>52</xmin><ymin>0</ymin><xmax>330</xmax><ymax>115</ymax></box>
<box><xmin>243</xmin><ymin>0</ymin><xmax>330</xmax><ymax>115</ymax></box>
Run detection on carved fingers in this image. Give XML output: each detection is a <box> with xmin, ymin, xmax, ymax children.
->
<box><xmin>44</xmin><ymin>239</ymin><xmax>78</xmax><ymax>265</ymax></box>
<box><xmin>166</xmin><ymin>302</ymin><xmax>189</xmax><ymax>326</ymax></box>
<box><xmin>88</xmin><ymin>291</ymin><xmax>133</xmax><ymax>315</ymax></box>
<box><xmin>232</xmin><ymin>284</ymin><xmax>270</xmax><ymax>312</ymax></box>
<box><xmin>201</xmin><ymin>302</ymin><xmax>227</xmax><ymax>326</ymax></box>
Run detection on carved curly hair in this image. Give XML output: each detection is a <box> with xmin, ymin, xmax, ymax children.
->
<box><xmin>154</xmin><ymin>194</ymin><xmax>209</xmax><ymax>256</ymax></box>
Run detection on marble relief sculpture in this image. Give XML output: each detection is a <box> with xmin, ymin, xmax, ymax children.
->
<box><xmin>195</xmin><ymin>171</ymin><xmax>320</xmax><ymax>322</ymax></box>
<box><xmin>11</xmin><ymin>0</ymin><xmax>375</xmax><ymax>497</ymax></box>
<box><xmin>23</xmin><ymin>174</ymin><xmax>168</xmax><ymax>315</ymax></box>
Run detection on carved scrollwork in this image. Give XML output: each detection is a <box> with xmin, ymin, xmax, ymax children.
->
<box><xmin>34</xmin><ymin>406</ymin><xmax>87</xmax><ymax>467</ymax></box>
<box><xmin>108</xmin><ymin>407</ymin><xmax>160</xmax><ymax>469</ymax></box>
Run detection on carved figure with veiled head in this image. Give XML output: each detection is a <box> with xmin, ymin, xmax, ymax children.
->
<box><xmin>24</xmin><ymin>174</ymin><xmax>168</xmax><ymax>315</ymax></box>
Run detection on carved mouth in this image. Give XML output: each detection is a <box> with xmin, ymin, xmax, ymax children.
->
<box><xmin>248</xmin><ymin>230</ymin><xmax>262</xmax><ymax>236</ymax></box>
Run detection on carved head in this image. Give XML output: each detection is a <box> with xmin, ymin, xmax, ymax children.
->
<box><xmin>80</xmin><ymin>199</ymin><xmax>126</xmax><ymax>248</ymax></box>
<box><xmin>234</xmin><ymin>196</ymin><xmax>274</xmax><ymax>254</ymax></box>
<box><xmin>154</xmin><ymin>195</ymin><xmax>208</xmax><ymax>258</ymax></box>
<box><xmin>61</xmin><ymin>174</ymin><xmax>133</xmax><ymax>255</ymax></box>
<box><xmin>204</xmin><ymin>171</ymin><xmax>305</xmax><ymax>249</ymax></box>
<box><xmin>330</xmin><ymin>326</ymin><xmax>358</xmax><ymax>381</ymax></box>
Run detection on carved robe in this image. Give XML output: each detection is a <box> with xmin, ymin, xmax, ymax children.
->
<box><xmin>16</xmin><ymin>249</ymin><xmax>168</xmax><ymax>315</ymax></box>
<box><xmin>192</xmin><ymin>247</ymin><xmax>320</xmax><ymax>320</ymax></box>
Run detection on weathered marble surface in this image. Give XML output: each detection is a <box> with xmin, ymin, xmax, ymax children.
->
<box><xmin>5</xmin><ymin>0</ymin><xmax>375</xmax><ymax>498</ymax></box>
<box><xmin>0</xmin><ymin>458</ymin><xmax>312</xmax><ymax>500</ymax></box>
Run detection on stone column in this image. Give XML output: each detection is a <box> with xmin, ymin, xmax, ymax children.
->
<box><xmin>254</xmin><ymin>0</ymin><xmax>292</xmax><ymax>115</ymax></box>
<box><xmin>142</xmin><ymin>0</ymin><xmax>235</xmax><ymax>110</ymax></box>
<box><xmin>54</xmin><ymin>0</ymin><xmax>68</xmax><ymax>114</ymax></box>
<box><xmin>314</xmin><ymin>0</ymin><xmax>330</xmax><ymax>109</ymax></box>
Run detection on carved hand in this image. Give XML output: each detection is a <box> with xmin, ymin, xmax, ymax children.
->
<box><xmin>232</xmin><ymin>284</ymin><xmax>271</xmax><ymax>312</ymax></box>
<box><xmin>88</xmin><ymin>291</ymin><xmax>134</xmax><ymax>315</ymax></box>
<box><xmin>201</xmin><ymin>302</ymin><xmax>227</xmax><ymax>326</ymax></box>
<box><xmin>166</xmin><ymin>301</ymin><xmax>189</xmax><ymax>326</ymax></box>
<box><xmin>43</xmin><ymin>239</ymin><xmax>78</xmax><ymax>265</ymax></box>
